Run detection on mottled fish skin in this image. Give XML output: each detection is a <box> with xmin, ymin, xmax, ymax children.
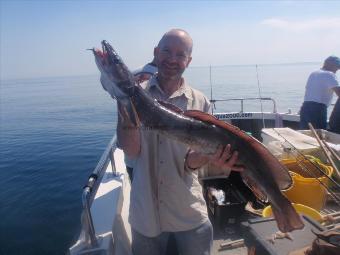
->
<box><xmin>93</xmin><ymin>40</ymin><xmax>304</xmax><ymax>233</ymax></box>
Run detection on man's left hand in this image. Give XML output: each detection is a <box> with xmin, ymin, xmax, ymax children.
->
<box><xmin>185</xmin><ymin>144</ymin><xmax>245</xmax><ymax>175</ymax></box>
<box><xmin>209</xmin><ymin>144</ymin><xmax>244</xmax><ymax>173</ymax></box>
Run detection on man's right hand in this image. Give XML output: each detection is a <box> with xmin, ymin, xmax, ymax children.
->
<box><xmin>116</xmin><ymin>100</ymin><xmax>141</xmax><ymax>157</ymax></box>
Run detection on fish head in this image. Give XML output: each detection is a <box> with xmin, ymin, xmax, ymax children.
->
<box><xmin>91</xmin><ymin>40</ymin><xmax>140</xmax><ymax>126</ymax></box>
<box><xmin>101</xmin><ymin>40</ymin><xmax>135</xmax><ymax>86</ymax></box>
<box><xmin>92</xmin><ymin>40</ymin><xmax>136</xmax><ymax>100</ymax></box>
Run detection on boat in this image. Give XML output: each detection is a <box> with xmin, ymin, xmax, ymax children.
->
<box><xmin>68</xmin><ymin>97</ymin><xmax>340</xmax><ymax>255</ymax></box>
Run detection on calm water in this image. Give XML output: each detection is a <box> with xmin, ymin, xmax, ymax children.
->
<box><xmin>0</xmin><ymin>64</ymin><xmax>337</xmax><ymax>254</ymax></box>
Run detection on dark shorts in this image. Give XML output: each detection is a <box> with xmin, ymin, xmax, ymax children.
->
<box><xmin>299</xmin><ymin>101</ymin><xmax>327</xmax><ymax>129</ymax></box>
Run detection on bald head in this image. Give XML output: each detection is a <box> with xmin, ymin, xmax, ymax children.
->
<box><xmin>154</xmin><ymin>29</ymin><xmax>193</xmax><ymax>81</ymax></box>
<box><xmin>158</xmin><ymin>29</ymin><xmax>193</xmax><ymax>55</ymax></box>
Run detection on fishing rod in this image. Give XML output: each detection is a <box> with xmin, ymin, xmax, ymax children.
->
<box><xmin>271</xmin><ymin>128</ymin><xmax>340</xmax><ymax>188</ymax></box>
<box><xmin>323</xmin><ymin>141</ymin><xmax>340</xmax><ymax>162</ymax></box>
<box><xmin>255</xmin><ymin>65</ymin><xmax>266</xmax><ymax>129</ymax></box>
<box><xmin>308</xmin><ymin>123</ymin><xmax>340</xmax><ymax>178</ymax></box>
<box><xmin>271</xmin><ymin>129</ymin><xmax>340</xmax><ymax>205</ymax></box>
<box><xmin>210</xmin><ymin>65</ymin><xmax>213</xmax><ymax>114</ymax></box>
<box><xmin>294</xmin><ymin>156</ymin><xmax>340</xmax><ymax>206</ymax></box>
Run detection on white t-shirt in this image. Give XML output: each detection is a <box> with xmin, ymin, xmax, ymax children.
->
<box><xmin>304</xmin><ymin>69</ymin><xmax>339</xmax><ymax>106</ymax></box>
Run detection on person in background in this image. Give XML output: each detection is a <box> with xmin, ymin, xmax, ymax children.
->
<box><xmin>299</xmin><ymin>56</ymin><xmax>340</xmax><ymax>129</ymax></box>
<box><xmin>134</xmin><ymin>57</ymin><xmax>158</xmax><ymax>84</ymax></box>
<box><xmin>329</xmin><ymin>97</ymin><xmax>340</xmax><ymax>134</ymax></box>
<box><xmin>97</xmin><ymin>28</ymin><xmax>243</xmax><ymax>255</ymax></box>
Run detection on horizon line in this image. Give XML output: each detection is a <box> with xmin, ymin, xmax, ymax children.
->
<box><xmin>1</xmin><ymin>61</ymin><xmax>322</xmax><ymax>81</ymax></box>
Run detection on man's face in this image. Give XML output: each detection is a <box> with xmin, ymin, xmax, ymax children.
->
<box><xmin>155</xmin><ymin>36</ymin><xmax>192</xmax><ymax>80</ymax></box>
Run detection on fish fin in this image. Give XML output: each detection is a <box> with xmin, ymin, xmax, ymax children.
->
<box><xmin>184</xmin><ymin>110</ymin><xmax>235</xmax><ymax>126</ymax></box>
<box><xmin>158</xmin><ymin>100</ymin><xmax>184</xmax><ymax>113</ymax></box>
<box><xmin>271</xmin><ymin>196</ymin><xmax>305</xmax><ymax>233</ymax></box>
<box><xmin>241</xmin><ymin>173</ymin><xmax>268</xmax><ymax>202</ymax></box>
<box><xmin>118</xmin><ymin>99</ymin><xmax>140</xmax><ymax>127</ymax></box>
<box><xmin>184</xmin><ymin>110</ymin><xmax>292</xmax><ymax>190</ymax></box>
<box><xmin>129</xmin><ymin>98</ymin><xmax>141</xmax><ymax>127</ymax></box>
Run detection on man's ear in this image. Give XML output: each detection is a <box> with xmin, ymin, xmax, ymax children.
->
<box><xmin>154</xmin><ymin>47</ymin><xmax>160</xmax><ymax>65</ymax></box>
<box><xmin>186</xmin><ymin>56</ymin><xmax>192</xmax><ymax>67</ymax></box>
<box><xmin>154</xmin><ymin>47</ymin><xmax>158</xmax><ymax>56</ymax></box>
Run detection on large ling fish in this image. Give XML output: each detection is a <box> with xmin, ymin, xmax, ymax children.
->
<box><xmin>92</xmin><ymin>40</ymin><xmax>304</xmax><ymax>233</ymax></box>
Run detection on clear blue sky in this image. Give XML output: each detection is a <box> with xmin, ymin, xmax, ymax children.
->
<box><xmin>1</xmin><ymin>0</ymin><xmax>340</xmax><ymax>79</ymax></box>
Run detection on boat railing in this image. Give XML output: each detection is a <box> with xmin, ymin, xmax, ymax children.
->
<box><xmin>81</xmin><ymin>136</ymin><xmax>118</xmax><ymax>248</ymax></box>
<box><xmin>210</xmin><ymin>97</ymin><xmax>277</xmax><ymax>114</ymax></box>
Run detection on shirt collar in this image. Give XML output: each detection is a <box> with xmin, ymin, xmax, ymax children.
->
<box><xmin>147</xmin><ymin>75</ymin><xmax>193</xmax><ymax>100</ymax></box>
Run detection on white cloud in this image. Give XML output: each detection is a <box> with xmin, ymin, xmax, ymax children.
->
<box><xmin>261</xmin><ymin>17</ymin><xmax>340</xmax><ymax>31</ymax></box>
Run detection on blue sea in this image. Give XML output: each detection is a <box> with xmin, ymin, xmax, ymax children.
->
<box><xmin>0</xmin><ymin>64</ymin><xmax>337</xmax><ymax>254</ymax></box>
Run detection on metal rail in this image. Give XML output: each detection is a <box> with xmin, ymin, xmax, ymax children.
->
<box><xmin>210</xmin><ymin>97</ymin><xmax>278</xmax><ymax>114</ymax></box>
<box><xmin>81</xmin><ymin>136</ymin><xmax>118</xmax><ymax>248</ymax></box>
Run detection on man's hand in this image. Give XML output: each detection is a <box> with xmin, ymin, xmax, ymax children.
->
<box><xmin>209</xmin><ymin>145</ymin><xmax>244</xmax><ymax>173</ymax></box>
<box><xmin>117</xmin><ymin>101</ymin><xmax>141</xmax><ymax>157</ymax></box>
<box><xmin>185</xmin><ymin>145</ymin><xmax>244</xmax><ymax>175</ymax></box>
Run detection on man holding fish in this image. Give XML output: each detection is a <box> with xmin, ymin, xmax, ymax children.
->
<box><xmin>96</xmin><ymin>29</ymin><xmax>243</xmax><ymax>255</ymax></box>
<box><xmin>93</xmin><ymin>28</ymin><xmax>303</xmax><ymax>255</ymax></box>
<box><xmin>123</xmin><ymin>29</ymin><xmax>244</xmax><ymax>255</ymax></box>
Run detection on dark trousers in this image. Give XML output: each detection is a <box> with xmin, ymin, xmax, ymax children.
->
<box><xmin>329</xmin><ymin>98</ymin><xmax>340</xmax><ymax>134</ymax></box>
<box><xmin>299</xmin><ymin>101</ymin><xmax>327</xmax><ymax>129</ymax></box>
<box><xmin>131</xmin><ymin>221</ymin><xmax>213</xmax><ymax>255</ymax></box>
<box><xmin>127</xmin><ymin>166</ymin><xmax>133</xmax><ymax>182</ymax></box>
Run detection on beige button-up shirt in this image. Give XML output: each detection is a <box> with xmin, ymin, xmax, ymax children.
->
<box><xmin>129</xmin><ymin>76</ymin><xmax>211</xmax><ymax>237</ymax></box>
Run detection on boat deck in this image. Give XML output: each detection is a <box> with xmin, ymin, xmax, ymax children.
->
<box><xmin>212</xmin><ymin>224</ymin><xmax>247</xmax><ymax>254</ymax></box>
<box><xmin>69</xmin><ymin>110</ymin><xmax>340</xmax><ymax>255</ymax></box>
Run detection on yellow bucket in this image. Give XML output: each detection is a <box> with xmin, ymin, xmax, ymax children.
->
<box><xmin>262</xmin><ymin>203</ymin><xmax>323</xmax><ymax>222</ymax></box>
<box><xmin>281</xmin><ymin>158</ymin><xmax>333</xmax><ymax>211</ymax></box>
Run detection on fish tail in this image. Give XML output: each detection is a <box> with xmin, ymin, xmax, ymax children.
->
<box><xmin>271</xmin><ymin>196</ymin><xmax>304</xmax><ymax>233</ymax></box>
